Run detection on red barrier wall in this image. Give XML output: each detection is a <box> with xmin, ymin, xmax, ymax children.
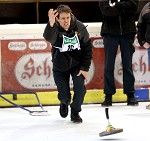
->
<box><xmin>0</xmin><ymin>24</ymin><xmax>150</xmax><ymax>93</ymax></box>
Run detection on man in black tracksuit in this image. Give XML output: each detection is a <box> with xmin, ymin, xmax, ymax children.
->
<box><xmin>99</xmin><ymin>0</ymin><xmax>139</xmax><ymax>106</ymax></box>
<box><xmin>137</xmin><ymin>2</ymin><xmax>150</xmax><ymax>109</ymax></box>
<box><xmin>43</xmin><ymin>4</ymin><xmax>92</xmax><ymax>123</ymax></box>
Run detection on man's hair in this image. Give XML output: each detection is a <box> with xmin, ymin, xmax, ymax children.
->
<box><xmin>57</xmin><ymin>4</ymin><xmax>72</xmax><ymax>14</ymax></box>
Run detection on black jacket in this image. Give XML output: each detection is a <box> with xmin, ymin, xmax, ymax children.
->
<box><xmin>99</xmin><ymin>0</ymin><xmax>138</xmax><ymax>36</ymax></box>
<box><xmin>43</xmin><ymin>15</ymin><xmax>92</xmax><ymax>72</ymax></box>
<box><xmin>137</xmin><ymin>2</ymin><xmax>150</xmax><ymax>46</ymax></box>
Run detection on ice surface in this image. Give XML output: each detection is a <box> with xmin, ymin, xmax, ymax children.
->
<box><xmin>0</xmin><ymin>102</ymin><xmax>149</xmax><ymax>141</ymax></box>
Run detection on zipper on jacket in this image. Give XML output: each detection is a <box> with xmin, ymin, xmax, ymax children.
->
<box><xmin>119</xmin><ymin>16</ymin><xmax>122</xmax><ymax>35</ymax></box>
<box><xmin>53</xmin><ymin>49</ymin><xmax>58</xmax><ymax>59</ymax></box>
<box><xmin>70</xmin><ymin>57</ymin><xmax>72</xmax><ymax>68</ymax></box>
<box><xmin>118</xmin><ymin>0</ymin><xmax>122</xmax><ymax>35</ymax></box>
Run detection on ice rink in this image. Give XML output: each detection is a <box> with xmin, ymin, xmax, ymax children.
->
<box><xmin>0</xmin><ymin>101</ymin><xmax>149</xmax><ymax>141</ymax></box>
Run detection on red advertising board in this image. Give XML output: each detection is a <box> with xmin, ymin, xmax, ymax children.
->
<box><xmin>0</xmin><ymin>24</ymin><xmax>150</xmax><ymax>93</ymax></box>
<box><xmin>1</xmin><ymin>39</ymin><xmax>53</xmax><ymax>92</ymax></box>
<box><xmin>1</xmin><ymin>37</ymin><xmax>105</xmax><ymax>92</ymax></box>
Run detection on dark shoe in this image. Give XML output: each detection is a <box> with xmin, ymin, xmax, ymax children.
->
<box><xmin>146</xmin><ymin>104</ymin><xmax>150</xmax><ymax>109</ymax></box>
<box><xmin>59</xmin><ymin>102</ymin><xmax>68</xmax><ymax>118</ymax></box>
<box><xmin>101</xmin><ymin>100</ymin><xmax>112</xmax><ymax>107</ymax></box>
<box><xmin>71</xmin><ymin>113</ymin><xmax>82</xmax><ymax>123</ymax></box>
<box><xmin>101</xmin><ymin>94</ymin><xmax>112</xmax><ymax>107</ymax></box>
<box><xmin>127</xmin><ymin>97</ymin><xmax>139</xmax><ymax>106</ymax></box>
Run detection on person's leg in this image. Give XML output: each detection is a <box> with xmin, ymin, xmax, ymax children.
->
<box><xmin>148</xmin><ymin>48</ymin><xmax>150</xmax><ymax>71</ymax></box>
<box><xmin>53</xmin><ymin>66</ymin><xmax>71</xmax><ymax>118</ymax></box>
<box><xmin>102</xmin><ymin>35</ymin><xmax>119</xmax><ymax>106</ymax></box>
<box><xmin>120</xmin><ymin>34</ymin><xmax>138</xmax><ymax>106</ymax></box>
<box><xmin>70</xmin><ymin>66</ymin><xmax>86</xmax><ymax>123</ymax></box>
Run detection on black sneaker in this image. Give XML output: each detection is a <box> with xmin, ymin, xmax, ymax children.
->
<box><xmin>71</xmin><ymin>113</ymin><xmax>82</xmax><ymax>123</ymax></box>
<box><xmin>59</xmin><ymin>103</ymin><xmax>68</xmax><ymax>118</ymax></box>
<box><xmin>101</xmin><ymin>94</ymin><xmax>112</xmax><ymax>107</ymax></box>
<box><xmin>127</xmin><ymin>97</ymin><xmax>139</xmax><ymax>106</ymax></box>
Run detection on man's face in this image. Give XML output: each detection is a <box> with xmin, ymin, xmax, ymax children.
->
<box><xmin>57</xmin><ymin>12</ymin><xmax>71</xmax><ymax>31</ymax></box>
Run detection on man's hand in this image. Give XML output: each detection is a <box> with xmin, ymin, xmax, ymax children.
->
<box><xmin>48</xmin><ymin>9</ymin><xmax>58</xmax><ymax>27</ymax></box>
<box><xmin>77</xmin><ymin>70</ymin><xmax>89</xmax><ymax>82</ymax></box>
<box><xmin>143</xmin><ymin>42</ymin><xmax>150</xmax><ymax>49</ymax></box>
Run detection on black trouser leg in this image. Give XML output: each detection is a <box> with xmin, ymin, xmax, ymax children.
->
<box><xmin>103</xmin><ymin>35</ymin><xmax>119</xmax><ymax>95</ymax></box>
<box><xmin>119</xmin><ymin>34</ymin><xmax>135</xmax><ymax>94</ymax></box>
<box><xmin>70</xmin><ymin>67</ymin><xmax>86</xmax><ymax>114</ymax></box>
<box><xmin>53</xmin><ymin>66</ymin><xmax>71</xmax><ymax>105</ymax></box>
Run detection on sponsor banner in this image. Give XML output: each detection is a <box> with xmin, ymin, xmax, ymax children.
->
<box><xmin>1</xmin><ymin>38</ymin><xmax>96</xmax><ymax>92</ymax></box>
<box><xmin>1</xmin><ymin>36</ymin><xmax>150</xmax><ymax>93</ymax></box>
<box><xmin>1</xmin><ymin>39</ymin><xmax>53</xmax><ymax>92</ymax></box>
<box><xmin>91</xmin><ymin>36</ymin><xmax>150</xmax><ymax>89</ymax></box>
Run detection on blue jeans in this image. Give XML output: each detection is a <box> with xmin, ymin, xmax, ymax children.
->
<box><xmin>53</xmin><ymin>65</ymin><xmax>86</xmax><ymax>114</ymax></box>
